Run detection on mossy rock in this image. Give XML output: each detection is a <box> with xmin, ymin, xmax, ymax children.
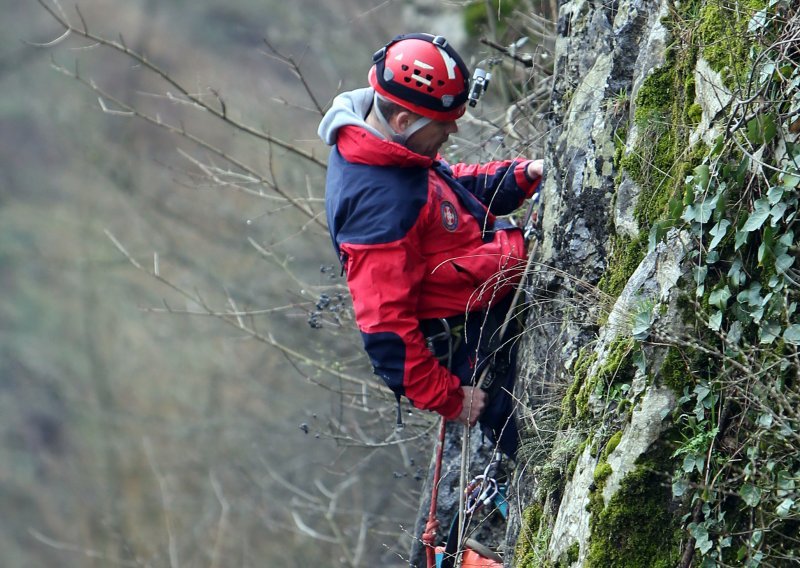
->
<box><xmin>598</xmin><ymin>233</ymin><xmax>647</xmax><ymax>297</ymax></box>
<box><xmin>514</xmin><ymin>503</ymin><xmax>549</xmax><ymax>567</ymax></box>
<box><xmin>697</xmin><ymin>0</ymin><xmax>767</xmax><ymax>85</ymax></box>
<box><xmin>586</xmin><ymin>462</ymin><xmax>681</xmax><ymax>567</ymax></box>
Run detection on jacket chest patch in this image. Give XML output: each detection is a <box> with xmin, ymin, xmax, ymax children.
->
<box><xmin>440</xmin><ymin>201</ymin><xmax>459</xmax><ymax>231</ymax></box>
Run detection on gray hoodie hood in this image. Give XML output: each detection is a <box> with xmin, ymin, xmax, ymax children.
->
<box><xmin>317</xmin><ymin>88</ymin><xmax>385</xmax><ymax>146</ymax></box>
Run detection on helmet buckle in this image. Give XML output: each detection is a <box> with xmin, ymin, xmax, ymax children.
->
<box><xmin>432</xmin><ymin>35</ymin><xmax>448</xmax><ymax>48</ymax></box>
<box><xmin>372</xmin><ymin>46</ymin><xmax>387</xmax><ymax>63</ymax></box>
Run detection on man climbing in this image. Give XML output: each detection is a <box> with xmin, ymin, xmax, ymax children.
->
<box><xmin>318</xmin><ymin>32</ymin><xmax>542</xmax><ymax>458</ymax></box>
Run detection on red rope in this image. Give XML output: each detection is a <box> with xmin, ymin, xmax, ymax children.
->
<box><xmin>424</xmin><ymin>417</ymin><xmax>447</xmax><ymax>568</ymax></box>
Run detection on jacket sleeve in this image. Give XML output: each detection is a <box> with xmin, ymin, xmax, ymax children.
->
<box><xmin>450</xmin><ymin>159</ymin><xmax>541</xmax><ymax>215</ymax></box>
<box><xmin>340</xmin><ymin>238</ymin><xmax>465</xmax><ymax>419</ymax></box>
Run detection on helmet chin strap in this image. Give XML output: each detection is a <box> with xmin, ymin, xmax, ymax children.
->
<box><xmin>373</xmin><ymin>92</ymin><xmax>432</xmax><ymax>146</ymax></box>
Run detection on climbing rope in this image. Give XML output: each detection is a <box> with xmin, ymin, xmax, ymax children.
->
<box><xmin>423</xmin><ymin>417</ymin><xmax>447</xmax><ymax>568</ymax></box>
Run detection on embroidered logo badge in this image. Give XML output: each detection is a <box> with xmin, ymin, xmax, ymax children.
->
<box><xmin>441</xmin><ymin>201</ymin><xmax>458</xmax><ymax>231</ymax></box>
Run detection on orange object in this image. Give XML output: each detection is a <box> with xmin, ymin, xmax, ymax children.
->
<box><xmin>434</xmin><ymin>547</ymin><xmax>503</xmax><ymax>568</ymax></box>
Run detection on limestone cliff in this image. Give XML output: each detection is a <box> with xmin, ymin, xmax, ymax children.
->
<box><xmin>509</xmin><ymin>0</ymin><xmax>800</xmax><ymax>566</ymax></box>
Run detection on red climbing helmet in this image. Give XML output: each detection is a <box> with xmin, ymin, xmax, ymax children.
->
<box><xmin>369</xmin><ymin>33</ymin><xmax>471</xmax><ymax>122</ymax></box>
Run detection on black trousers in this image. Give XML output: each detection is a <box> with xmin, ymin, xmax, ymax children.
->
<box><xmin>423</xmin><ymin>293</ymin><xmax>520</xmax><ymax>458</ymax></box>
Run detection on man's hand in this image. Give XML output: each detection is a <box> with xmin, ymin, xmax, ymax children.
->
<box><xmin>526</xmin><ymin>158</ymin><xmax>543</xmax><ymax>180</ymax></box>
<box><xmin>455</xmin><ymin>386</ymin><xmax>486</xmax><ymax>427</ymax></box>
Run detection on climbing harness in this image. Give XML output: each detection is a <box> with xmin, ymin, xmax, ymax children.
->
<box><xmin>422</xmin><ymin>317</ymin><xmax>462</xmax><ymax>372</ymax></box>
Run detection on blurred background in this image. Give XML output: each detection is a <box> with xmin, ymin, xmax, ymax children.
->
<box><xmin>0</xmin><ymin>1</ymin><xmax>550</xmax><ymax>566</ymax></box>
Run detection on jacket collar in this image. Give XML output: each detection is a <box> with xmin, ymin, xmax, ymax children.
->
<box><xmin>336</xmin><ymin>125</ymin><xmax>434</xmax><ymax>169</ymax></box>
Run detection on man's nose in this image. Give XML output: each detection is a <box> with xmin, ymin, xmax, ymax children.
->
<box><xmin>446</xmin><ymin>120</ymin><xmax>458</xmax><ymax>134</ymax></box>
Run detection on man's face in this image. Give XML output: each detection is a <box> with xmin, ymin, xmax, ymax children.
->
<box><xmin>405</xmin><ymin>117</ymin><xmax>459</xmax><ymax>159</ymax></box>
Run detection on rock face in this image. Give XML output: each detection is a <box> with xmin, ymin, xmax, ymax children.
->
<box><xmin>505</xmin><ymin>0</ymin><xmax>800</xmax><ymax>562</ymax></box>
<box><xmin>507</xmin><ymin>0</ymin><xmax>696</xmax><ymax>564</ymax></box>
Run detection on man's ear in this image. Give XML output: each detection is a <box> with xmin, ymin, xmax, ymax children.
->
<box><xmin>390</xmin><ymin>110</ymin><xmax>417</xmax><ymax>134</ymax></box>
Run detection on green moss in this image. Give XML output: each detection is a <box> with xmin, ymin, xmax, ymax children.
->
<box><xmin>560</xmin><ymin>348</ymin><xmax>599</xmax><ymax>427</ymax></box>
<box><xmin>586</xmin><ymin>457</ymin><xmax>681</xmax><ymax>567</ymax></box>
<box><xmin>616</xmin><ymin>3</ymin><xmax>707</xmax><ymax>238</ymax></box>
<box><xmin>659</xmin><ymin>347</ymin><xmax>696</xmax><ymax>393</ymax></box>
<box><xmin>612</xmin><ymin>121</ymin><xmax>629</xmax><ymax>170</ymax></box>
<box><xmin>602</xmin><ymin>431</ymin><xmax>623</xmax><ymax>460</ymax></box>
<box><xmin>687</xmin><ymin>103</ymin><xmax>703</xmax><ymax>125</ymax></box>
<box><xmin>593</xmin><ymin>461</ymin><xmax>613</xmax><ymax>484</ymax></box>
<box><xmin>514</xmin><ymin>503</ymin><xmax>550</xmax><ymax>568</ymax></box>
<box><xmin>557</xmin><ymin>542</ymin><xmax>580</xmax><ymax>567</ymax></box>
<box><xmin>697</xmin><ymin>0</ymin><xmax>766</xmax><ymax>85</ymax></box>
<box><xmin>566</xmin><ymin>542</ymin><xmax>580</xmax><ymax>564</ymax></box>
<box><xmin>598</xmin><ymin>234</ymin><xmax>647</xmax><ymax>297</ymax></box>
<box><xmin>595</xmin><ymin>337</ymin><xmax>636</xmax><ymax>389</ymax></box>
<box><xmin>562</xmin><ymin>338</ymin><xmax>637</xmax><ymax>429</ymax></box>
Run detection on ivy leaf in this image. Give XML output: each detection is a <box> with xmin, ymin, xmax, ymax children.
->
<box><xmin>693</xmin><ymin>164</ymin><xmax>711</xmax><ymax>192</ymax></box>
<box><xmin>738</xmin><ymin>282</ymin><xmax>763</xmax><ymax>306</ymax></box>
<box><xmin>673</xmin><ymin>479</ymin><xmax>690</xmax><ymax>497</ymax></box>
<box><xmin>735</xmin><ymin>229</ymin><xmax>749</xmax><ymax>250</ymax></box>
<box><xmin>691</xmin><ymin>524</ymin><xmax>713</xmax><ymax>554</ymax></box>
<box><xmin>708</xmin><ymin>310</ymin><xmax>723</xmax><ymax>331</ymax></box>
<box><xmin>683</xmin><ymin>454</ymin><xmax>705</xmax><ymax>474</ymax></box>
<box><xmin>758</xmin><ymin>225</ymin><xmax>775</xmax><ymax>264</ymax></box>
<box><xmin>743</xmin><ymin>198</ymin><xmax>771</xmax><ymax>232</ymax></box>
<box><xmin>708</xmin><ymin>219</ymin><xmax>731</xmax><ymax>250</ymax></box>
<box><xmin>777</xmin><ymin>471</ymin><xmax>796</xmax><ymax>494</ymax></box>
<box><xmin>783</xmin><ymin>324</ymin><xmax>800</xmax><ymax>344</ymax></box>
<box><xmin>758</xmin><ymin>240</ymin><xmax>768</xmax><ymax>264</ymax></box>
<box><xmin>759</xmin><ymin>321</ymin><xmax>781</xmax><ymax>344</ymax></box>
<box><xmin>767</xmin><ymin>185</ymin><xmax>785</xmax><ymax>205</ymax></box>
<box><xmin>739</xmin><ymin>483</ymin><xmax>762</xmax><ymax>507</ymax></box>
<box><xmin>709</xmin><ymin>286</ymin><xmax>731</xmax><ymax>309</ymax></box>
<box><xmin>725</xmin><ymin>321</ymin><xmax>742</xmax><ymax>354</ymax></box>
<box><xmin>776</xmin><ymin>498</ymin><xmax>794</xmax><ymax>518</ymax></box>
<box><xmin>695</xmin><ymin>383</ymin><xmax>711</xmax><ymax>401</ymax></box>
<box><xmin>770</xmin><ymin>202</ymin><xmax>788</xmax><ymax>225</ymax></box>
<box><xmin>746</xmin><ymin>114</ymin><xmax>777</xmax><ymax>145</ymax></box>
<box><xmin>728</xmin><ymin>257</ymin><xmax>745</xmax><ymax>287</ymax></box>
<box><xmin>633</xmin><ymin>346</ymin><xmax>647</xmax><ymax>374</ymax></box>
<box><xmin>757</xmin><ymin>413</ymin><xmax>773</xmax><ymax>428</ymax></box>
<box><xmin>697</xmin><ymin>194</ymin><xmax>718</xmax><ymax>224</ymax></box>
<box><xmin>782</xmin><ymin>172</ymin><xmax>800</xmax><ymax>189</ymax></box>
<box><xmin>776</xmin><ymin>252</ymin><xmax>795</xmax><ymax>273</ymax></box>
<box><xmin>736</xmin><ymin>156</ymin><xmax>750</xmax><ymax>186</ymax></box>
<box><xmin>632</xmin><ymin>309</ymin><xmax>653</xmax><ymax>340</ymax></box>
<box><xmin>694</xmin><ymin>265</ymin><xmax>708</xmax><ymax>286</ymax></box>
<box><xmin>748</xmin><ymin>8</ymin><xmax>767</xmax><ymax>32</ymax></box>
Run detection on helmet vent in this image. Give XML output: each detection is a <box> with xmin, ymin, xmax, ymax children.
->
<box><xmin>401</xmin><ymin>64</ymin><xmax>409</xmax><ymax>71</ymax></box>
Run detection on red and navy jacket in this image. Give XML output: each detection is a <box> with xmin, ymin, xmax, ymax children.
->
<box><xmin>319</xmin><ymin>88</ymin><xmax>541</xmax><ymax>420</ymax></box>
